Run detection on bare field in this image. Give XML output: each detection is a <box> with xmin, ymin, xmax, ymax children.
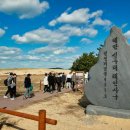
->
<box><xmin>0</xmin><ymin>68</ymin><xmax>70</xmax><ymax>75</ymax></box>
<box><xmin>0</xmin><ymin>91</ymin><xmax>130</xmax><ymax>130</ymax></box>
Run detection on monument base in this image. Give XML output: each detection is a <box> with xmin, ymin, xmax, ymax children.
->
<box><xmin>86</xmin><ymin>105</ymin><xmax>130</xmax><ymax>119</ymax></box>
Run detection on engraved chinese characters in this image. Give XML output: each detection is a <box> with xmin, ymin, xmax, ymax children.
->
<box><xmin>103</xmin><ymin>37</ymin><xmax>119</xmax><ymax>100</ymax></box>
<box><xmin>85</xmin><ymin>27</ymin><xmax>130</xmax><ymax>109</ymax></box>
<box><xmin>112</xmin><ymin>37</ymin><xmax>119</xmax><ymax>100</ymax></box>
<box><xmin>103</xmin><ymin>51</ymin><xmax>107</xmax><ymax>98</ymax></box>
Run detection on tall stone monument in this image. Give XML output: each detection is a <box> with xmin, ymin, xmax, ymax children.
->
<box><xmin>85</xmin><ymin>26</ymin><xmax>130</xmax><ymax>110</ymax></box>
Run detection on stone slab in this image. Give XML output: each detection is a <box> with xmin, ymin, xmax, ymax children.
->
<box><xmin>85</xmin><ymin>26</ymin><xmax>130</xmax><ymax>109</ymax></box>
<box><xmin>86</xmin><ymin>105</ymin><xmax>130</xmax><ymax>119</ymax></box>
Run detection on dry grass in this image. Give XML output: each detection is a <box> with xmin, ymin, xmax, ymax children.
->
<box><xmin>0</xmin><ymin>68</ymin><xmax>70</xmax><ymax>75</ymax></box>
<box><xmin>0</xmin><ymin>92</ymin><xmax>130</xmax><ymax>130</ymax></box>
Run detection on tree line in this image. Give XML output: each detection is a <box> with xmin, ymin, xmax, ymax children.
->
<box><xmin>71</xmin><ymin>44</ymin><xmax>103</xmax><ymax>72</ymax></box>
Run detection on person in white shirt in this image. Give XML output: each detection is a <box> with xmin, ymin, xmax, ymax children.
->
<box><xmin>43</xmin><ymin>73</ymin><xmax>49</xmax><ymax>93</ymax></box>
<box><xmin>66</xmin><ymin>72</ymin><xmax>72</xmax><ymax>89</ymax></box>
<box><xmin>84</xmin><ymin>72</ymin><xmax>88</xmax><ymax>84</ymax></box>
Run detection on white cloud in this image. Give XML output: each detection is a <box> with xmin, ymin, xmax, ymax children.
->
<box><xmin>0</xmin><ymin>56</ymin><xmax>10</xmax><ymax>60</ymax></box>
<box><xmin>80</xmin><ymin>38</ymin><xmax>93</xmax><ymax>44</ymax></box>
<box><xmin>0</xmin><ymin>46</ymin><xmax>22</xmax><ymax>65</ymax></box>
<box><xmin>12</xmin><ymin>25</ymin><xmax>98</xmax><ymax>45</ymax></box>
<box><xmin>0</xmin><ymin>45</ymin><xmax>79</xmax><ymax>68</ymax></box>
<box><xmin>12</xmin><ymin>27</ymin><xmax>69</xmax><ymax>45</ymax></box>
<box><xmin>121</xmin><ymin>23</ymin><xmax>128</xmax><ymax>29</ymax></box>
<box><xmin>59</xmin><ymin>24</ymin><xmax>98</xmax><ymax>37</ymax></box>
<box><xmin>53</xmin><ymin>47</ymin><xmax>78</xmax><ymax>55</ymax></box>
<box><xmin>49</xmin><ymin>20</ymin><xmax>57</xmax><ymax>26</ymax></box>
<box><xmin>49</xmin><ymin>8</ymin><xmax>105</xmax><ymax>26</ymax></box>
<box><xmin>124</xmin><ymin>30</ymin><xmax>130</xmax><ymax>39</ymax></box>
<box><xmin>0</xmin><ymin>46</ymin><xmax>45</xmax><ymax>62</ymax></box>
<box><xmin>14</xmin><ymin>55</ymin><xmax>40</xmax><ymax>61</ymax></box>
<box><xmin>0</xmin><ymin>0</ymin><xmax>49</xmax><ymax>19</ymax></box>
<box><xmin>92</xmin><ymin>17</ymin><xmax>111</xmax><ymax>27</ymax></box>
<box><xmin>83</xmin><ymin>28</ymin><xmax>98</xmax><ymax>37</ymax></box>
<box><xmin>29</xmin><ymin>46</ymin><xmax>78</xmax><ymax>55</ymax></box>
<box><xmin>59</xmin><ymin>25</ymin><xmax>82</xmax><ymax>36</ymax></box>
<box><xmin>0</xmin><ymin>60</ymin><xmax>6</xmax><ymax>64</ymax></box>
<box><xmin>90</xmin><ymin>10</ymin><xmax>103</xmax><ymax>18</ymax></box>
<box><xmin>29</xmin><ymin>46</ymin><xmax>55</xmax><ymax>54</ymax></box>
<box><xmin>0</xmin><ymin>28</ymin><xmax>5</xmax><ymax>37</ymax></box>
<box><xmin>49</xmin><ymin>8</ymin><xmax>90</xmax><ymax>26</ymax></box>
<box><xmin>0</xmin><ymin>46</ymin><xmax>21</xmax><ymax>56</ymax></box>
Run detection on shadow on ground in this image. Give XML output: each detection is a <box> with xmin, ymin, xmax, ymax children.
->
<box><xmin>16</xmin><ymin>92</ymin><xmax>35</xmax><ymax>98</ymax></box>
<box><xmin>78</xmin><ymin>93</ymin><xmax>92</xmax><ymax>108</ymax></box>
<box><xmin>0</xmin><ymin>117</ymin><xmax>25</xmax><ymax>130</ymax></box>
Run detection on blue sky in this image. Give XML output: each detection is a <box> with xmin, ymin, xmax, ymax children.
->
<box><xmin>0</xmin><ymin>0</ymin><xmax>130</xmax><ymax>68</ymax></box>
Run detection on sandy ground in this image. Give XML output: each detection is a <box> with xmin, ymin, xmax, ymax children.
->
<box><xmin>0</xmin><ymin>68</ymin><xmax>70</xmax><ymax>75</ymax></box>
<box><xmin>0</xmin><ymin>91</ymin><xmax>130</xmax><ymax>130</ymax></box>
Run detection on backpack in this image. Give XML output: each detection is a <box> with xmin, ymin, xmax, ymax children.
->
<box><xmin>4</xmin><ymin>79</ymin><xmax>8</xmax><ymax>86</ymax></box>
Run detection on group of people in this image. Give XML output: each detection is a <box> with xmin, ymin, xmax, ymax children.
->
<box><xmin>3</xmin><ymin>73</ymin><xmax>32</xmax><ymax>100</ymax></box>
<box><xmin>3</xmin><ymin>71</ymin><xmax>77</xmax><ymax>100</ymax></box>
<box><xmin>43</xmin><ymin>72</ymin><xmax>76</xmax><ymax>94</ymax></box>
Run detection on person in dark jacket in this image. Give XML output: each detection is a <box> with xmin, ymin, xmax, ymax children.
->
<box><xmin>23</xmin><ymin>74</ymin><xmax>31</xmax><ymax>99</ymax></box>
<box><xmin>56</xmin><ymin>73</ymin><xmax>62</xmax><ymax>92</ymax></box>
<box><xmin>62</xmin><ymin>73</ymin><xmax>66</xmax><ymax>88</ymax></box>
<box><xmin>48</xmin><ymin>72</ymin><xmax>54</xmax><ymax>94</ymax></box>
<box><xmin>9</xmin><ymin>73</ymin><xmax>16</xmax><ymax>100</ymax></box>
<box><xmin>12</xmin><ymin>73</ymin><xmax>17</xmax><ymax>97</ymax></box>
<box><xmin>52</xmin><ymin>73</ymin><xmax>56</xmax><ymax>91</ymax></box>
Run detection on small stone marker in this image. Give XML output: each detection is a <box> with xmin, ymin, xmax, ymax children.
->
<box><xmin>85</xmin><ymin>26</ymin><xmax>130</xmax><ymax>110</ymax></box>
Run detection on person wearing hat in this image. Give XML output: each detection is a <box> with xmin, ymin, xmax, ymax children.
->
<box><xmin>23</xmin><ymin>74</ymin><xmax>32</xmax><ymax>99</ymax></box>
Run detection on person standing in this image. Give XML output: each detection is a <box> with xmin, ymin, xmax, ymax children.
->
<box><xmin>43</xmin><ymin>73</ymin><xmax>49</xmax><ymax>93</ymax></box>
<box><xmin>56</xmin><ymin>73</ymin><xmax>62</xmax><ymax>92</ymax></box>
<box><xmin>4</xmin><ymin>72</ymin><xmax>14</xmax><ymax>100</ymax></box>
<box><xmin>62</xmin><ymin>73</ymin><xmax>66</xmax><ymax>88</ymax></box>
<box><xmin>55</xmin><ymin>73</ymin><xmax>58</xmax><ymax>90</ymax></box>
<box><xmin>12</xmin><ymin>73</ymin><xmax>17</xmax><ymax>97</ymax></box>
<box><xmin>48</xmin><ymin>72</ymin><xmax>54</xmax><ymax>94</ymax></box>
<box><xmin>66</xmin><ymin>72</ymin><xmax>72</xmax><ymax>89</ymax></box>
<box><xmin>52</xmin><ymin>73</ymin><xmax>56</xmax><ymax>91</ymax></box>
<box><xmin>9</xmin><ymin>74</ymin><xmax>16</xmax><ymax>100</ymax></box>
<box><xmin>71</xmin><ymin>72</ymin><xmax>76</xmax><ymax>91</ymax></box>
<box><xmin>23</xmin><ymin>74</ymin><xmax>31</xmax><ymax>99</ymax></box>
<box><xmin>84</xmin><ymin>72</ymin><xmax>88</xmax><ymax>84</ymax></box>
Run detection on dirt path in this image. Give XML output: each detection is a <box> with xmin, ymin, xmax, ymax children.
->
<box><xmin>0</xmin><ymin>88</ymin><xmax>73</xmax><ymax>110</ymax></box>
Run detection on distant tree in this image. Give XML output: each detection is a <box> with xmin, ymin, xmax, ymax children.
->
<box><xmin>71</xmin><ymin>52</ymin><xmax>98</xmax><ymax>72</ymax></box>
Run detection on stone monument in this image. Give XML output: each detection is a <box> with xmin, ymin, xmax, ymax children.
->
<box><xmin>85</xmin><ymin>26</ymin><xmax>130</xmax><ymax>115</ymax></box>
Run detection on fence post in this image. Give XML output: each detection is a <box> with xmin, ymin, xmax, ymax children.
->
<box><xmin>38</xmin><ymin>110</ymin><xmax>46</xmax><ymax>130</ymax></box>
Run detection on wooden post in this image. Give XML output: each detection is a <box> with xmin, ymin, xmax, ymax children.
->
<box><xmin>0</xmin><ymin>108</ymin><xmax>57</xmax><ymax>125</ymax></box>
<box><xmin>39</xmin><ymin>110</ymin><xmax>46</xmax><ymax>130</ymax></box>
